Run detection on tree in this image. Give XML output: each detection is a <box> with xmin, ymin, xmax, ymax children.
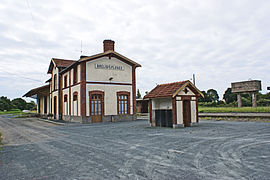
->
<box><xmin>0</xmin><ymin>96</ymin><xmax>12</xmax><ymax>111</ymax></box>
<box><xmin>136</xmin><ymin>89</ymin><xmax>142</xmax><ymax>99</ymax></box>
<box><xmin>198</xmin><ymin>91</ymin><xmax>211</xmax><ymax>102</ymax></box>
<box><xmin>207</xmin><ymin>89</ymin><xmax>219</xmax><ymax>102</ymax></box>
<box><xmin>223</xmin><ymin>88</ymin><xmax>237</xmax><ymax>104</ymax></box>
<box><xmin>11</xmin><ymin>98</ymin><xmax>27</xmax><ymax>110</ymax></box>
<box><xmin>26</xmin><ymin>101</ymin><xmax>36</xmax><ymax>110</ymax></box>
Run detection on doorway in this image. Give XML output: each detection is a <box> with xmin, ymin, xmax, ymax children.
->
<box><xmin>53</xmin><ymin>96</ymin><xmax>57</xmax><ymax>119</ymax></box>
<box><xmin>183</xmin><ymin>100</ymin><xmax>191</xmax><ymax>127</ymax></box>
<box><xmin>155</xmin><ymin>110</ymin><xmax>173</xmax><ymax>128</ymax></box>
<box><xmin>44</xmin><ymin>96</ymin><xmax>47</xmax><ymax>114</ymax></box>
<box><xmin>90</xmin><ymin>94</ymin><xmax>104</xmax><ymax>123</ymax></box>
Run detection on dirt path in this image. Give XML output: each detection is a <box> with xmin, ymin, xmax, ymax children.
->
<box><xmin>0</xmin><ymin>116</ymin><xmax>270</xmax><ymax>179</ymax></box>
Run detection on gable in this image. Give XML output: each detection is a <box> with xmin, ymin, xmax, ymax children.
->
<box><xmin>47</xmin><ymin>58</ymin><xmax>76</xmax><ymax>74</ymax></box>
<box><xmin>177</xmin><ymin>86</ymin><xmax>195</xmax><ymax>96</ymax></box>
<box><xmin>79</xmin><ymin>51</ymin><xmax>141</xmax><ymax>68</ymax></box>
<box><xmin>86</xmin><ymin>56</ymin><xmax>132</xmax><ymax>83</ymax></box>
<box><xmin>173</xmin><ymin>82</ymin><xmax>204</xmax><ymax>97</ymax></box>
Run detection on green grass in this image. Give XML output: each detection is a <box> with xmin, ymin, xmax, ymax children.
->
<box><xmin>0</xmin><ymin>109</ymin><xmax>36</xmax><ymax>118</ymax></box>
<box><xmin>0</xmin><ymin>109</ymin><xmax>23</xmax><ymax>115</ymax></box>
<box><xmin>198</xmin><ymin>106</ymin><xmax>270</xmax><ymax>113</ymax></box>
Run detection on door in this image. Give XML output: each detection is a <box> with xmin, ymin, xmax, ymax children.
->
<box><xmin>90</xmin><ymin>94</ymin><xmax>103</xmax><ymax>123</ymax></box>
<box><xmin>44</xmin><ymin>96</ymin><xmax>47</xmax><ymax>114</ymax></box>
<box><xmin>155</xmin><ymin>110</ymin><xmax>173</xmax><ymax>127</ymax></box>
<box><xmin>53</xmin><ymin>96</ymin><xmax>57</xmax><ymax>119</ymax></box>
<box><xmin>37</xmin><ymin>99</ymin><xmax>40</xmax><ymax>114</ymax></box>
<box><xmin>183</xmin><ymin>100</ymin><xmax>191</xmax><ymax>127</ymax></box>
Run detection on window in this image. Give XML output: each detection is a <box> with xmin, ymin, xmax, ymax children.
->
<box><xmin>73</xmin><ymin>92</ymin><xmax>78</xmax><ymax>116</ymax></box>
<box><xmin>73</xmin><ymin>66</ymin><xmax>77</xmax><ymax>84</ymax></box>
<box><xmin>64</xmin><ymin>75</ymin><xmax>67</xmax><ymax>88</ymax></box>
<box><xmin>63</xmin><ymin>94</ymin><xmax>68</xmax><ymax>115</ymax></box>
<box><xmin>64</xmin><ymin>94</ymin><xmax>68</xmax><ymax>102</ymax></box>
<box><xmin>117</xmin><ymin>91</ymin><xmax>130</xmax><ymax>114</ymax></box>
<box><xmin>73</xmin><ymin>93</ymin><xmax>78</xmax><ymax>101</ymax></box>
<box><xmin>90</xmin><ymin>94</ymin><xmax>102</xmax><ymax>115</ymax></box>
<box><xmin>53</xmin><ymin>74</ymin><xmax>57</xmax><ymax>90</ymax></box>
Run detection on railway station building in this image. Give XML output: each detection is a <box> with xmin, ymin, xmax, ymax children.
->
<box><xmin>24</xmin><ymin>40</ymin><xmax>141</xmax><ymax>123</ymax></box>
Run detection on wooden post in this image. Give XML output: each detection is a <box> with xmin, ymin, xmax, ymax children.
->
<box><xmin>237</xmin><ymin>93</ymin><xmax>242</xmax><ymax>108</ymax></box>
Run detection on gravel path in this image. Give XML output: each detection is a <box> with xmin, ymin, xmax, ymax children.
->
<box><xmin>0</xmin><ymin>116</ymin><xmax>270</xmax><ymax>180</ymax></box>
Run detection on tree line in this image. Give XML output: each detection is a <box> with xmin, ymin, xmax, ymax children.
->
<box><xmin>0</xmin><ymin>96</ymin><xmax>36</xmax><ymax>111</ymax></box>
<box><xmin>199</xmin><ymin>88</ymin><xmax>270</xmax><ymax>107</ymax></box>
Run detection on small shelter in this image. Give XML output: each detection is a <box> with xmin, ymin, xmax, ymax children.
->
<box><xmin>144</xmin><ymin>81</ymin><xmax>203</xmax><ymax>128</ymax></box>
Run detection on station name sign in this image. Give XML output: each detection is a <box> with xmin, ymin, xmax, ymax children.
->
<box><xmin>95</xmin><ymin>64</ymin><xmax>124</xmax><ymax>71</ymax></box>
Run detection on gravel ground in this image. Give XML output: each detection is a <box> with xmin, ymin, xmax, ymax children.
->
<box><xmin>0</xmin><ymin>116</ymin><xmax>270</xmax><ymax>180</ymax></box>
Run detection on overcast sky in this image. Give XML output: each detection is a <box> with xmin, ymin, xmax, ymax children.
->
<box><xmin>1</xmin><ymin>0</ymin><xmax>270</xmax><ymax>101</ymax></box>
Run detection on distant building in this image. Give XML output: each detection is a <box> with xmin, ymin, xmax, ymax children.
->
<box><xmin>136</xmin><ymin>98</ymin><xmax>149</xmax><ymax>113</ymax></box>
<box><xmin>24</xmin><ymin>40</ymin><xmax>141</xmax><ymax>123</ymax></box>
<box><xmin>144</xmin><ymin>81</ymin><xmax>203</xmax><ymax>128</ymax></box>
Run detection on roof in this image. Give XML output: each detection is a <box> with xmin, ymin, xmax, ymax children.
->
<box><xmin>144</xmin><ymin>80</ymin><xmax>203</xmax><ymax>99</ymax></box>
<box><xmin>47</xmin><ymin>58</ymin><xmax>76</xmax><ymax>74</ymax></box>
<box><xmin>23</xmin><ymin>85</ymin><xmax>50</xmax><ymax>98</ymax></box>
<box><xmin>60</xmin><ymin>50</ymin><xmax>141</xmax><ymax>74</ymax></box>
<box><xmin>45</xmin><ymin>78</ymin><xmax>52</xmax><ymax>83</ymax></box>
<box><xmin>79</xmin><ymin>50</ymin><xmax>141</xmax><ymax>67</ymax></box>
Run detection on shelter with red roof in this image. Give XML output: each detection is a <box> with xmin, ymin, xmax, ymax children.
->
<box><xmin>144</xmin><ymin>81</ymin><xmax>203</xmax><ymax>128</ymax></box>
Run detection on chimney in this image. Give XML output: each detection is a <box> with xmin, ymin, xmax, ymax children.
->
<box><xmin>103</xmin><ymin>39</ymin><xmax>115</xmax><ymax>52</ymax></box>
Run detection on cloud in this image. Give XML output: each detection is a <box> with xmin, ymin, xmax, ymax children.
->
<box><xmin>0</xmin><ymin>0</ymin><xmax>270</xmax><ymax>100</ymax></box>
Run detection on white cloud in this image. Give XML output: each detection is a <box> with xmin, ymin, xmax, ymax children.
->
<box><xmin>0</xmin><ymin>0</ymin><xmax>270</xmax><ymax>100</ymax></box>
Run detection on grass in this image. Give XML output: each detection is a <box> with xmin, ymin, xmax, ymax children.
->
<box><xmin>198</xmin><ymin>106</ymin><xmax>270</xmax><ymax>113</ymax></box>
<box><xmin>0</xmin><ymin>109</ymin><xmax>37</xmax><ymax>118</ymax></box>
<box><xmin>0</xmin><ymin>109</ymin><xmax>23</xmax><ymax>115</ymax></box>
<box><xmin>200</xmin><ymin>117</ymin><xmax>270</xmax><ymax>123</ymax></box>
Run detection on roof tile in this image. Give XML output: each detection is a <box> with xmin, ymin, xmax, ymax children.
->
<box><xmin>52</xmin><ymin>58</ymin><xmax>76</xmax><ymax>68</ymax></box>
<box><xmin>144</xmin><ymin>81</ymin><xmax>189</xmax><ymax>99</ymax></box>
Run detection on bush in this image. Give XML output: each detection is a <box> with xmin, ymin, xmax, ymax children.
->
<box><xmin>242</xmin><ymin>97</ymin><xmax>252</xmax><ymax>107</ymax></box>
<box><xmin>198</xmin><ymin>102</ymin><xmax>217</xmax><ymax>107</ymax></box>
<box><xmin>47</xmin><ymin>113</ymin><xmax>53</xmax><ymax>117</ymax></box>
<box><xmin>258</xmin><ymin>99</ymin><xmax>270</xmax><ymax>106</ymax></box>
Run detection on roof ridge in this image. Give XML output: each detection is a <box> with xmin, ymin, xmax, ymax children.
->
<box><xmin>52</xmin><ymin>58</ymin><xmax>77</xmax><ymax>61</ymax></box>
<box><xmin>157</xmin><ymin>80</ymin><xmax>189</xmax><ymax>86</ymax></box>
